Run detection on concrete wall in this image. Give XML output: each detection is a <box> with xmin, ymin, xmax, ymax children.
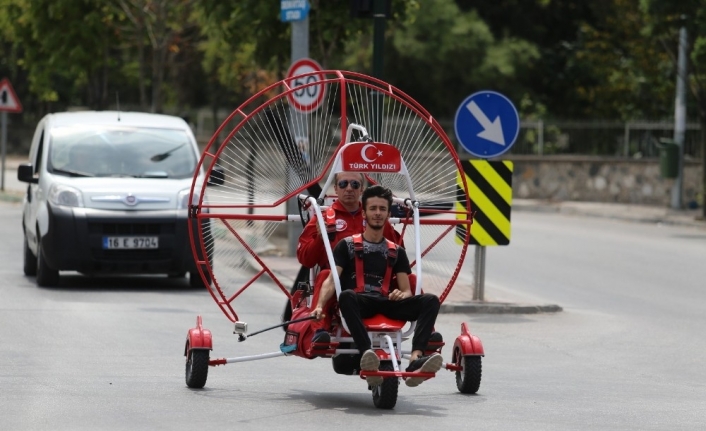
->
<box><xmin>509</xmin><ymin>155</ymin><xmax>703</xmax><ymax>207</ymax></box>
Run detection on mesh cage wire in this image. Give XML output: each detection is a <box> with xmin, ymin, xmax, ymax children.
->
<box><xmin>191</xmin><ymin>71</ymin><xmax>472</xmax><ymax>318</ymax></box>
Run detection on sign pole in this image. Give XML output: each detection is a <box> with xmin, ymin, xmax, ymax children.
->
<box><xmin>287</xmin><ymin>9</ymin><xmax>309</xmax><ymax>256</ymax></box>
<box><xmin>473</xmin><ymin>245</ymin><xmax>486</xmax><ymax>300</ymax></box>
<box><xmin>1</xmin><ymin>111</ymin><xmax>6</xmax><ymax>191</ymax></box>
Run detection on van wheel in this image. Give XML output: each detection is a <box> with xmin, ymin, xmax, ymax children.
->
<box><xmin>23</xmin><ymin>236</ymin><xmax>37</xmax><ymax>276</ymax></box>
<box><xmin>36</xmin><ymin>240</ymin><xmax>60</xmax><ymax>287</ymax></box>
<box><xmin>189</xmin><ymin>271</ymin><xmax>211</xmax><ymax>289</ymax></box>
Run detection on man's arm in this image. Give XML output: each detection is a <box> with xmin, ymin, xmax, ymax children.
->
<box><xmin>311</xmin><ymin>266</ymin><xmax>343</xmax><ymax>319</ymax></box>
<box><xmin>296</xmin><ymin>217</ymin><xmax>325</xmax><ymax>268</ymax></box>
<box><xmin>388</xmin><ymin>272</ymin><xmax>412</xmax><ymax>301</ymax></box>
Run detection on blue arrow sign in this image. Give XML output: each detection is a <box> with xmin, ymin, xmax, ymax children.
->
<box><xmin>281</xmin><ymin>0</ymin><xmax>310</xmax><ymax>22</ymax></box>
<box><xmin>454</xmin><ymin>91</ymin><xmax>520</xmax><ymax>158</ymax></box>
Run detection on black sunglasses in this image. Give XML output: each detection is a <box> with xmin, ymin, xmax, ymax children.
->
<box><xmin>337</xmin><ymin>180</ymin><xmax>362</xmax><ymax>190</ymax></box>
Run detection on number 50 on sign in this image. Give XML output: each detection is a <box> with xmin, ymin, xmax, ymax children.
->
<box><xmin>286</xmin><ymin>58</ymin><xmax>326</xmax><ymax>113</ymax></box>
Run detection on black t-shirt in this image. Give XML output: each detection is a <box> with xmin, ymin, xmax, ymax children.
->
<box><xmin>332</xmin><ymin>236</ymin><xmax>411</xmax><ymax>295</ymax></box>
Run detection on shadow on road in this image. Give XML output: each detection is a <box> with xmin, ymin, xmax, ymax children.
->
<box><xmin>24</xmin><ymin>273</ymin><xmax>207</xmax><ymax>294</ymax></box>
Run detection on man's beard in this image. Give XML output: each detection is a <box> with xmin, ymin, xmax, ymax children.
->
<box><xmin>367</xmin><ymin>221</ymin><xmax>384</xmax><ymax>231</ymax></box>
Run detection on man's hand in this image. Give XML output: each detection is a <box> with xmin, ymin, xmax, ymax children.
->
<box><xmin>388</xmin><ymin>289</ymin><xmax>410</xmax><ymax>301</ymax></box>
<box><xmin>311</xmin><ymin>306</ymin><xmax>326</xmax><ymax>320</ymax></box>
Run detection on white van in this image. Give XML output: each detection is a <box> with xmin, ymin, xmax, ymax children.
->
<box><xmin>17</xmin><ymin>111</ymin><xmax>221</xmax><ymax>287</ymax></box>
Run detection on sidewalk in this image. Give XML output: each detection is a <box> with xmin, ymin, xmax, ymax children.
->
<box><xmin>513</xmin><ymin>198</ymin><xmax>705</xmax><ymax>229</ymax></box>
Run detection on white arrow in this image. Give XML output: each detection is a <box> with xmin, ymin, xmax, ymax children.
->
<box><xmin>466</xmin><ymin>100</ymin><xmax>506</xmax><ymax>146</ymax></box>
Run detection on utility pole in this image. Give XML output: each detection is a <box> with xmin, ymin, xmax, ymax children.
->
<box><xmin>352</xmin><ymin>0</ymin><xmax>390</xmax><ymax>140</ymax></box>
<box><xmin>672</xmin><ymin>22</ymin><xmax>688</xmax><ymax>210</ymax></box>
<box><xmin>371</xmin><ymin>0</ymin><xmax>387</xmax><ymax>140</ymax></box>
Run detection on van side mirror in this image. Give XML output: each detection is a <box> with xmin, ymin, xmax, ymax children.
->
<box><xmin>208</xmin><ymin>165</ymin><xmax>225</xmax><ymax>186</ymax></box>
<box><xmin>17</xmin><ymin>163</ymin><xmax>38</xmax><ymax>184</ymax></box>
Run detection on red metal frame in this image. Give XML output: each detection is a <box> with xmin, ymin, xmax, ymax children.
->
<box><xmin>187</xmin><ymin>71</ymin><xmax>473</xmax><ymax>324</ymax></box>
<box><xmin>183</xmin><ymin>71</ymin><xmax>484</xmax><ymax>396</ymax></box>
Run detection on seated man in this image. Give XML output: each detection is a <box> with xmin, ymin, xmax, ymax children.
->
<box><xmin>311</xmin><ymin>185</ymin><xmax>442</xmax><ymax>387</ymax></box>
<box><xmin>286</xmin><ymin>171</ymin><xmax>400</xmax><ymax>342</ymax></box>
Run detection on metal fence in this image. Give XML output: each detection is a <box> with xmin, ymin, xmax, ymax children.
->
<box><xmin>194</xmin><ymin>113</ymin><xmax>704</xmax><ymax>159</ymax></box>
<box><xmin>439</xmin><ymin>119</ymin><xmax>703</xmax><ymax>159</ymax></box>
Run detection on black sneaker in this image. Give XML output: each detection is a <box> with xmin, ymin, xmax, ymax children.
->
<box><xmin>428</xmin><ymin>332</ymin><xmax>443</xmax><ymax>344</ymax></box>
<box><xmin>311</xmin><ymin>330</ymin><xmax>331</xmax><ymax>350</ymax></box>
<box><xmin>405</xmin><ymin>353</ymin><xmax>443</xmax><ymax>387</ymax></box>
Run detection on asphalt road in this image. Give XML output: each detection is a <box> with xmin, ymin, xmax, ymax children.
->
<box><xmin>1</xmin><ymin>200</ymin><xmax>705</xmax><ymax>430</ymax></box>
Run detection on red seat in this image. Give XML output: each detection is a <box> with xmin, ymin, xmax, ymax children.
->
<box><xmin>362</xmin><ymin>315</ymin><xmax>406</xmax><ymax>331</ymax></box>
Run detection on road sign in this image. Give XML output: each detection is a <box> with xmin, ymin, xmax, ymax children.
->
<box><xmin>286</xmin><ymin>58</ymin><xmax>326</xmax><ymax>113</ymax></box>
<box><xmin>456</xmin><ymin>160</ymin><xmax>513</xmax><ymax>246</ymax></box>
<box><xmin>0</xmin><ymin>78</ymin><xmax>22</xmax><ymax>113</ymax></box>
<box><xmin>454</xmin><ymin>91</ymin><xmax>519</xmax><ymax>158</ymax></box>
<box><xmin>281</xmin><ymin>0</ymin><xmax>310</xmax><ymax>22</ymax></box>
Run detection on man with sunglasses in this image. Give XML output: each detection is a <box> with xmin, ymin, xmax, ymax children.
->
<box><xmin>297</xmin><ymin>172</ymin><xmax>400</xmax><ymax>269</ymax></box>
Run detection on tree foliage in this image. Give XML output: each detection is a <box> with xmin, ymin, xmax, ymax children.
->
<box><xmin>0</xmin><ymin>0</ymin><xmax>701</xmax><ymax>124</ymax></box>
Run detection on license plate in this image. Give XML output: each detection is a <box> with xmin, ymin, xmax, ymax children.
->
<box><xmin>103</xmin><ymin>236</ymin><xmax>159</xmax><ymax>249</ymax></box>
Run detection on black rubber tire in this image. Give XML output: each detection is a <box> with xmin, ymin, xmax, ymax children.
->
<box><xmin>185</xmin><ymin>347</ymin><xmax>209</xmax><ymax>388</ymax></box>
<box><xmin>189</xmin><ymin>271</ymin><xmax>211</xmax><ymax>289</ymax></box>
<box><xmin>332</xmin><ymin>345</ymin><xmax>361</xmax><ymax>376</ymax></box>
<box><xmin>455</xmin><ymin>349</ymin><xmax>482</xmax><ymax>394</ymax></box>
<box><xmin>372</xmin><ymin>362</ymin><xmax>398</xmax><ymax>409</ymax></box>
<box><xmin>36</xmin><ymin>239</ymin><xmax>59</xmax><ymax>287</ymax></box>
<box><xmin>23</xmin><ymin>235</ymin><xmax>37</xmax><ymax>276</ymax></box>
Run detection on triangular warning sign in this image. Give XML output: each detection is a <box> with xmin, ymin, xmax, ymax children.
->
<box><xmin>0</xmin><ymin>78</ymin><xmax>23</xmax><ymax>113</ymax></box>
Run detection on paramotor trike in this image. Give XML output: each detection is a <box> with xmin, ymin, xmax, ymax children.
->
<box><xmin>183</xmin><ymin>71</ymin><xmax>484</xmax><ymax>409</ymax></box>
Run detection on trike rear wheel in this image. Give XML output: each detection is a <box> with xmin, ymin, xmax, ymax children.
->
<box><xmin>185</xmin><ymin>347</ymin><xmax>209</xmax><ymax>388</ymax></box>
<box><xmin>455</xmin><ymin>349</ymin><xmax>482</xmax><ymax>394</ymax></box>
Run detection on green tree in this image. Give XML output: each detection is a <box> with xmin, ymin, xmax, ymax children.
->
<box><xmin>383</xmin><ymin>0</ymin><xmax>539</xmax><ymax>118</ymax></box>
<box><xmin>6</xmin><ymin>0</ymin><xmax>118</xmax><ymax>109</ymax></box>
<box><xmin>112</xmin><ymin>0</ymin><xmax>201</xmax><ymax>113</ymax></box>
<box><xmin>569</xmin><ymin>0</ymin><xmax>674</xmax><ymax>120</ymax></box>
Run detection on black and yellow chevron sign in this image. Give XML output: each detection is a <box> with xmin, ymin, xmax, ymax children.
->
<box><xmin>456</xmin><ymin>160</ymin><xmax>513</xmax><ymax>246</ymax></box>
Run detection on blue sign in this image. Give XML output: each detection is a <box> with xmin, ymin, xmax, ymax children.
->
<box><xmin>454</xmin><ymin>91</ymin><xmax>520</xmax><ymax>158</ymax></box>
<box><xmin>281</xmin><ymin>0</ymin><xmax>310</xmax><ymax>22</ymax></box>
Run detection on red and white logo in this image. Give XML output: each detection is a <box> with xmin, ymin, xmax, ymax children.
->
<box><xmin>335</xmin><ymin>219</ymin><xmax>348</xmax><ymax>231</ymax></box>
<box><xmin>340</xmin><ymin>142</ymin><xmax>401</xmax><ymax>173</ymax></box>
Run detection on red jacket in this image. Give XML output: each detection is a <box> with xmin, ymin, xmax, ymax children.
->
<box><xmin>297</xmin><ymin>200</ymin><xmax>401</xmax><ymax>269</ymax></box>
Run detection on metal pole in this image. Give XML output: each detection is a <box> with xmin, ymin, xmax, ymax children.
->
<box><xmin>538</xmin><ymin>120</ymin><xmax>544</xmax><ymax>156</ymax></box>
<box><xmin>1</xmin><ymin>112</ymin><xmax>7</xmax><ymax>191</ymax></box>
<box><xmin>672</xmin><ymin>24</ymin><xmax>687</xmax><ymax>209</ymax></box>
<box><xmin>472</xmin><ymin>245</ymin><xmax>486</xmax><ymax>301</ymax></box>
<box><xmin>370</xmin><ymin>0</ymin><xmax>386</xmax><ymax>140</ymax></box>
<box><xmin>287</xmin><ymin>16</ymin><xmax>309</xmax><ymax>256</ymax></box>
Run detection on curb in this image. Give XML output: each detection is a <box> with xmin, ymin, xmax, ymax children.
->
<box><xmin>440</xmin><ymin>301</ymin><xmax>563</xmax><ymax>314</ymax></box>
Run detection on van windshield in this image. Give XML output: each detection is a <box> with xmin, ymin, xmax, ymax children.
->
<box><xmin>48</xmin><ymin>126</ymin><xmax>197</xmax><ymax>179</ymax></box>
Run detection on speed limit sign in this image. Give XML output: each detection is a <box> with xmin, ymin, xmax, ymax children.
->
<box><xmin>286</xmin><ymin>58</ymin><xmax>326</xmax><ymax>113</ymax></box>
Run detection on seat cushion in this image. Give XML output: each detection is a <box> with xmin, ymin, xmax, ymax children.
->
<box><xmin>363</xmin><ymin>315</ymin><xmax>406</xmax><ymax>331</ymax></box>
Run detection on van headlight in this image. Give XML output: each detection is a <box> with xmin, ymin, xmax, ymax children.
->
<box><xmin>48</xmin><ymin>184</ymin><xmax>84</xmax><ymax>207</ymax></box>
<box><xmin>178</xmin><ymin>188</ymin><xmax>199</xmax><ymax>209</ymax></box>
